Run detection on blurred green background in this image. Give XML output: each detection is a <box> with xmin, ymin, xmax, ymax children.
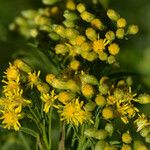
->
<box><xmin>0</xmin><ymin>0</ymin><xmax>149</xmax><ymax>149</ymax></box>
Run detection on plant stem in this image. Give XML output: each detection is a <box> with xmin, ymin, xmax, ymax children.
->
<box><xmin>59</xmin><ymin>122</ymin><xmax>65</xmax><ymax>150</ymax></box>
<box><xmin>48</xmin><ymin>108</ymin><xmax>53</xmax><ymax>149</ymax></box>
<box><xmin>77</xmin><ymin>125</ymin><xmax>86</xmax><ymax>150</ymax></box>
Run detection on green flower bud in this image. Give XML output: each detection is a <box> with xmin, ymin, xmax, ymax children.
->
<box><xmin>66</xmin><ymin>0</ymin><xmax>76</xmax><ymax>10</ymax></box>
<box><xmin>63</xmin><ymin>20</ymin><xmax>75</xmax><ymax>27</ymax></box>
<box><xmin>81</xmin><ymin>42</ymin><xmax>92</xmax><ymax>52</ymax></box>
<box><xmin>107</xmin><ymin>9</ymin><xmax>120</xmax><ymax>21</ymax></box>
<box><xmin>99</xmin><ymin>84</ymin><xmax>109</xmax><ymax>95</ymax></box>
<box><xmin>94</xmin><ymin>129</ymin><xmax>108</xmax><ymax>140</ymax></box>
<box><xmin>140</xmin><ymin>127</ymin><xmax>150</xmax><ymax>137</ymax></box>
<box><xmin>42</xmin><ymin>0</ymin><xmax>59</xmax><ymax>5</ymax></box>
<box><xmin>107</xmin><ymin>55</ymin><xmax>116</xmax><ymax>64</ymax></box>
<box><xmin>80</xmin><ymin>11</ymin><xmax>95</xmax><ymax>22</ymax></box>
<box><xmin>49</xmin><ymin>32</ymin><xmax>60</xmax><ymax>41</ymax></box>
<box><xmin>95</xmin><ymin>141</ymin><xmax>107</xmax><ymax>150</ymax></box>
<box><xmin>65</xmin><ymin>28</ymin><xmax>79</xmax><ymax>39</ymax></box>
<box><xmin>63</xmin><ymin>10</ymin><xmax>78</xmax><ymax>21</ymax></box>
<box><xmin>91</xmin><ymin>18</ymin><xmax>104</xmax><ymax>30</ymax></box>
<box><xmin>80</xmin><ymin>74</ymin><xmax>98</xmax><ymax>85</ymax></box>
<box><xmin>145</xmin><ymin>133</ymin><xmax>150</xmax><ymax>143</ymax></box>
<box><xmin>105</xmin><ymin>123</ymin><xmax>114</xmax><ymax>136</ymax></box>
<box><xmin>116</xmin><ymin>28</ymin><xmax>125</xmax><ymax>39</ymax></box>
<box><xmin>122</xmin><ymin>131</ymin><xmax>132</xmax><ymax>144</ymax></box>
<box><xmin>121</xmin><ymin>144</ymin><xmax>132</xmax><ymax>150</ymax></box>
<box><xmin>81</xmin><ymin>83</ymin><xmax>94</xmax><ymax>98</ymax></box>
<box><xmin>134</xmin><ymin>141</ymin><xmax>148</xmax><ymax>150</ymax></box>
<box><xmin>70</xmin><ymin>59</ymin><xmax>80</xmax><ymax>70</ymax></box>
<box><xmin>76</xmin><ymin>3</ymin><xmax>86</xmax><ymax>13</ymax></box>
<box><xmin>138</xmin><ymin>94</ymin><xmax>150</xmax><ymax>104</ymax></box>
<box><xmin>21</xmin><ymin>10</ymin><xmax>37</xmax><ymax>19</ymax></box>
<box><xmin>84</xmin><ymin>101</ymin><xmax>96</xmax><ymax>111</ymax></box>
<box><xmin>117</xmin><ymin>18</ymin><xmax>127</xmax><ymax>28</ymax></box>
<box><xmin>105</xmin><ymin>31</ymin><xmax>115</xmax><ymax>41</ymax></box>
<box><xmin>85</xmin><ymin>27</ymin><xmax>97</xmax><ymax>41</ymax></box>
<box><xmin>84</xmin><ymin>128</ymin><xmax>97</xmax><ymax>137</ymax></box>
<box><xmin>53</xmin><ymin>25</ymin><xmax>65</xmax><ymax>37</ymax></box>
<box><xmin>55</xmin><ymin>44</ymin><xmax>69</xmax><ymax>55</ymax></box>
<box><xmin>127</xmin><ymin>25</ymin><xmax>139</xmax><ymax>35</ymax></box>
<box><xmin>99</xmin><ymin>52</ymin><xmax>108</xmax><ymax>61</ymax></box>
<box><xmin>66</xmin><ymin>79</ymin><xmax>79</xmax><ymax>92</ymax></box>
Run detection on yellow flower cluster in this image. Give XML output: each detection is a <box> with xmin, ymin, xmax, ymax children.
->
<box><xmin>0</xmin><ymin>62</ymin><xmax>31</xmax><ymax>131</ymax></box>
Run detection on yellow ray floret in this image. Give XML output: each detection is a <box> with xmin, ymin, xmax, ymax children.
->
<box><xmin>59</xmin><ymin>98</ymin><xmax>91</xmax><ymax>126</ymax></box>
<box><xmin>0</xmin><ymin>109</ymin><xmax>21</xmax><ymax>131</ymax></box>
<box><xmin>40</xmin><ymin>90</ymin><xmax>58</xmax><ymax>113</ymax></box>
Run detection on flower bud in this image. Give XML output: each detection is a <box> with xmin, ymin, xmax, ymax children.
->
<box><xmin>134</xmin><ymin>140</ymin><xmax>148</xmax><ymax>150</ymax></box>
<box><xmin>55</xmin><ymin>44</ymin><xmax>69</xmax><ymax>55</ymax></box>
<box><xmin>145</xmin><ymin>133</ymin><xmax>150</xmax><ymax>143</ymax></box>
<box><xmin>37</xmin><ymin>82</ymin><xmax>50</xmax><ymax>94</ymax></box>
<box><xmin>84</xmin><ymin>128</ymin><xmax>97</xmax><ymax>137</ymax></box>
<box><xmin>65</xmin><ymin>28</ymin><xmax>79</xmax><ymax>39</ymax></box>
<box><xmin>53</xmin><ymin>25</ymin><xmax>65</xmax><ymax>37</ymax></box>
<box><xmin>81</xmin><ymin>42</ymin><xmax>92</xmax><ymax>52</ymax></box>
<box><xmin>95</xmin><ymin>95</ymin><xmax>106</xmax><ymax>106</ymax></box>
<box><xmin>66</xmin><ymin>0</ymin><xmax>76</xmax><ymax>10</ymax></box>
<box><xmin>102</xmin><ymin>107</ymin><xmax>114</xmax><ymax>120</ymax></box>
<box><xmin>91</xmin><ymin>18</ymin><xmax>104</xmax><ymax>30</ymax></box>
<box><xmin>127</xmin><ymin>25</ymin><xmax>139</xmax><ymax>35</ymax></box>
<box><xmin>95</xmin><ymin>140</ymin><xmax>107</xmax><ymax>150</ymax></box>
<box><xmin>105</xmin><ymin>123</ymin><xmax>114</xmax><ymax>136</ymax></box>
<box><xmin>122</xmin><ymin>131</ymin><xmax>132</xmax><ymax>144</ymax></box>
<box><xmin>49</xmin><ymin>32</ymin><xmax>60</xmax><ymax>41</ymax></box>
<box><xmin>99</xmin><ymin>52</ymin><xmax>108</xmax><ymax>61</ymax></box>
<box><xmin>107</xmin><ymin>9</ymin><xmax>120</xmax><ymax>21</ymax></box>
<box><xmin>81</xmin><ymin>83</ymin><xmax>94</xmax><ymax>98</ymax></box>
<box><xmin>70</xmin><ymin>59</ymin><xmax>80</xmax><ymax>71</ymax></box>
<box><xmin>80</xmin><ymin>11</ymin><xmax>95</xmax><ymax>22</ymax></box>
<box><xmin>76</xmin><ymin>3</ymin><xmax>86</xmax><ymax>13</ymax></box>
<box><xmin>140</xmin><ymin>127</ymin><xmax>150</xmax><ymax>137</ymax></box>
<box><xmin>138</xmin><ymin>94</ymin><xmax>150</xmax><ymax>104</ymax></box>
<box><xmin>121</xmin><ymin>144</ymin><xmax>132</xmax><ymax>150</ymax></box>
<box><xmin>63</xmin><ymin>10</ymin><xmax>78</xmax><ymax>21</ymax></box>
<box><xmin>107</xmin><ymin>55</ymin><xmax>116</xmax><ymax>64</ymax></box>
<box><xmin>85</xmin><ymin>27</ymin><xmax>97</xmax><ymax>41</ymax></box>
<box><xmin>99</xmin><ymin>84</ymin><xmax>109</xmax><ymax>95</ymax></box>
<box><xmin>14</xmin><ymin>59</ymin><xmax>31</xmax><ymax>73</ymax></box>
<box><xmin>84</xmin><ymin>101</ymin><xmax>96</xmax><ymax>111</ymax></box>
<box><xmin>80</xmin><ymin>74</ymin><xmax>98</xmax><ymax>85</ymax></box>
<box><xmin>105</xmin><ymin>31</ymin><xmax>115</xmax><ymax>41</ymax></box>
<box><xmin>63</xmin><ymin>20</ymin><xmax>75</xmax><ymax>28</ymax></box>
<box><xmin>108</xmin><ymin>43</ymin><xmax>120</xmax><ymax>55</ymax></box>
<box><xmin>42</xmin><ymin>0</ymin><xmax>59</xmax><ymax>5</ymax></box>
<box><xmin>117</xmin><ymin>18</ymin><xmax>127</xmax><ymax>28</ymax></box>
<box><xmin>116</xmin><ymin>28</ymin><xmax>125</xmax><ymax>39</ymax></box>
<box><xmin>66</xmin><ymin>79</ymin><xmax>79</xmax><ymax>92</ymax></box>
<box><xmin>94</xmin><ymin>129</ymin><xmax>108</xmax><ymax>140</ymax></box>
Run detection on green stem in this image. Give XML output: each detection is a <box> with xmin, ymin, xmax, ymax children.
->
<box><xmin>42</xmin><ymin>119</ymin><xmax>49</xmax><ymax>150</ymax></box>
<box><xmin>77</xmin><ymin>125</ymin><xmax>86</xmax><ymax>150</ymax></box>
<box><xmin>48</xmin><ymin>108</ymin><xmax>53</xmax><ymax>149</ymax></box>
<box><xmin>59</xmin><ymin>122</ymin><xmax>65</xmax><ymax>150</ymax></box>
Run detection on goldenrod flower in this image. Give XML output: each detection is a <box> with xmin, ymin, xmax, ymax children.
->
<box><xmin>0</xmin><ymin>110</ymin><xmax>21</xmax><ymax>131</ymax></box>
<box><xmin>134</xmin><ymin>114</ymin><xmax>150</xmax><ymax>132</ymax></box>
<box><xmin>122</xmin><ymin>131</ymin><xmax>132</xmax><ymax>144</ymax></box>
<box><xmin>5</xmin><ymin>63</ymin><xmax>20</xmax><ymax>81</ymax></box>
<box><xmin>40</xmin><ymin>90</ymin><xmax>58</xmax><ymax>113</ymax></box>
<box><xmin>28</xmin><ymin>71</ymin><xmax>40</xmax><ymax>88</ymax></box>
<box><xmin>59</xmin><ymin>98</ymin><xmax>89</xmax><ymax>126</ymax></box>
<box><xmin>108</xmin><ymin>43</ymin><xmax>120</xmax><ymax>55</ymax></box>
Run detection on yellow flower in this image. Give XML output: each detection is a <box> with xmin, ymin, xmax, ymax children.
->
<box><xmin>28</xmin><ymin>71</ymin><xmax>40</xmax><ymax>88</ymax></box>
<box><xmin>1</xmin><ymin>89</ymin><xmax>31</xmax><ymax>113</ymax></box>
<box><xmin>122</xmin><ymin>131</ymin><xmax>132</xmax><ymax>144</ymax></box>
<box><xmin>102</xmin><ymin>107</ymin><xmax>114</xmax><ymax>120</ymax></box>
<box><xmin>108</xmin><ymin>43</ymin><xmax>120</xmax><ymax>55</ymax></box>
<box><xmin>117</xmin><ymin>18</ymin><xmax>127</xmax><ymax>28</ymax></box>
<box><xmin>0</xmin><ymin>110</ymin><xmax>21</xmax><ymax>131</ymax></box>
<box><xmin>59</xmin><ymin>98</ymin><xmax>89</xmax><ymax>126</ymax></box>
<box><xmin>40</xmin><ymin>90</ymin><xmax>58</xmax><ymax>113</ymax></box>
<box><xmin>134</xmin><ymin>114</ymin><xmax>150</xmax><ymax>132</ymax></box>
<box><xmin>5</xmin><ymin>63</ymin><xmax>20</xmax><ymax>81</ymax></box>
<box><xmin>93</xmin><ymin>38</ymin><xmax>108</xmax><ymax>54</ymax></box>
<box><xmin>2</xmin><ymin>79</ymin><xmax>20</xmax><ymax>94</ymax></box>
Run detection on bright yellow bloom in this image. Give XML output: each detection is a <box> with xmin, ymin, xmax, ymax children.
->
<box><xmin>134</xmin><ymin>114</ymin><xmax>150</xmax><ymax>132</ymax></box>
<box><xmin>0</xmin><ymin>110</ymin><xmax>21</xmax><ymax>131</ymax></box>
<box><xmin>93</xmin><ymin>38</ymin><xmax>108</xmax><ymax>54</ymax></box>
<box><xmin>59</xmin><ymin>98</ymin><xmax>89</xmax><ymax>126</ymax></box>
<box><xmin>28</xmin><ymin>71</ymin><xmax>40</xmax><ymax>88</ymax></box>
<box><xmin>4</xmin><ymin>63</ymin><xmax>20</xmax><ymax>81</ymax></box>
<box><xmin>1</xmin><ymin>89</ymin><xmax>31</xmax><ymax>113</ymax></box>
<box><xmin>40</xmin><ymin>90</ymin><xmax>58</xmax><ymax>113</ymax></box>
<box><xmin>2</xmin><ymin>78</ymin><xmax>20</xmax><ymax>94</ymax></box>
